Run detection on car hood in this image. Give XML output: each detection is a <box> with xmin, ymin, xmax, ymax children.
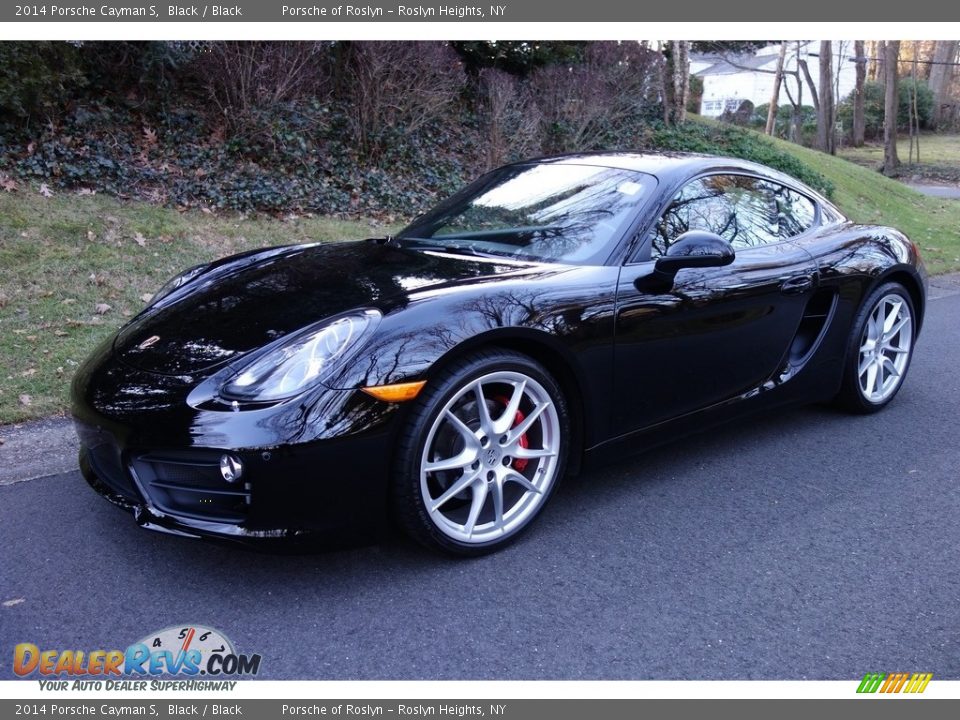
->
<box><xmin>113</xmin><ymin>240</ymin><xmax>541</xmax><ymax>376</ymax></box>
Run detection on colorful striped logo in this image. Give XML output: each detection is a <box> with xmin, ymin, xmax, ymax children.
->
<box><xmin>857</xmin><ymin>672</ymin><xmax>932</xmax><ymax>694</ymax></box>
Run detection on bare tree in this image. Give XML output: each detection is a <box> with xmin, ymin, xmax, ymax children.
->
<box><xmin>709</xmin><ymin>42</ymin><xmax>807</xmax><ymax>142</ymax></box>
<box><xmin>927</xmin><ymin>40</ymin><xmax>959</xmax><ymax>129</ymax></box>
<box><xmin>765</xmin><ymin>43</ymin><xmax>787</xmax><ymax>136</ymax></box>
<box><xmin>852</xmin><ymin>40</ymin><xmax>867</xmax><ymax>147</ymax></box>
<box><xmin>798</xmin><ymin>50</ymin><xmax>819</xmax><ymax>117</ymax></box>
<box><xmin>908</xmin><ymin>42</ymin><xmax>921</xmax><ymax>164</ymax></box>
<box><xmin>675</xmin><ymin>41</ymin><xmax>691</xmax><ymax>123</ymax></box>
<box><xmin>817</xmin><ymin>41</ymin><xmax>835</xmax><ymax>153</ymax></box>
<box><xmin>873</xmin><ymin>41</ymin><xmax>886</xmax><ymax>83</ymax></box>
<box><xmin>883</xmin><ymin>41</ymin><xmax>901</xmax><ymax>176</ymax></box>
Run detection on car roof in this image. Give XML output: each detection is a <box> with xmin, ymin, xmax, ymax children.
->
<box><xmin>523</xmin><ymin>151</ymin><xmax>810</xmax><ymax>192</ymax></box>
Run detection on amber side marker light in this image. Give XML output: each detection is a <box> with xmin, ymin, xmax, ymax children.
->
<box><xmin>361</xmin><ymin>380</ymin><xmax>427</xmax><ymax>402</ymax></box>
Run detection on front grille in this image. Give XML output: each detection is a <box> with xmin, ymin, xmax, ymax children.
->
<box><xmin>131</xmin><ymin>451</ymin><xmax>251</xmax><ymax>523</ymax></box>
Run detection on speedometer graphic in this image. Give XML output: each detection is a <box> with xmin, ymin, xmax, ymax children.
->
<box><xmin>135</xmin><ymin>624</ymin><xmax>235</xmax><ymax>673</ymax></box>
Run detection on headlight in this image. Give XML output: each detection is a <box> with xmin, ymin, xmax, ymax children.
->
<box><xmin>150</xmin><ymin>263</ymin><xmax>210</xmax><ymax>305</ymax></box>
<box><xmin>221</xmin><ymin>310</ymin><xmax>380</xmax><ymax>403</ymax></box>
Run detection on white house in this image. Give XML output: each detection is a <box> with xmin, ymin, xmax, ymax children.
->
<box><xmin>693</xmin><ymin>42</ymin><xmax>859</xmax><ymax>118</ymax></box>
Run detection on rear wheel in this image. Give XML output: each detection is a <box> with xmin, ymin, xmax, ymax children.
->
<box><xmin>393</xmin><ymin>350</ymin><xmax>569</xmax><ymax>556</ymax></box>
<box><xmin>837</xmin><ymin>281</ymin><xmax>916</xmax><ymax>413</ymax></box>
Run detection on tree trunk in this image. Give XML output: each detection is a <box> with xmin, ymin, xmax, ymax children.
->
<box><xmin>817</xmin><ymin>41</ymin><xmax>835</xmax><ymax>154</ymax></box>
<box><xmin>670</xmin><ymin>40</ymin><xmax>691</xmax><ymax>124</ymax></box>
<box><xmin>927</xmin><ymin>40</ymin><xmax>959</xmax><ymax>129</ymax></box>
<box><xmin>765</xmin><ymin>43</ymin><xmax>787</xmax><ymax>136</ymax></box>
<box><xmin>799</xmin><ymin>57</ymin><xmax>819</xmax><ymax>115</ymax></box>
<box><xmin>874</xmin><ymin>40</ymin><xmax>886</xmax><ymax>84</ymax></box>
<box><xmin>883</xmin><ymin>41</ymin><xmax>901</xmax><ymax>176</ymax></box>
<box><xmin>853</xmin><ymin>40</ymin><xmax>867</xmax><ymax>146</ymax></box>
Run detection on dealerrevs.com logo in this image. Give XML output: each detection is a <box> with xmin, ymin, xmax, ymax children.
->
<box><xmin>13</xmin><ymin>625</ymin><xmax>261</xmax><ymax>690</ymax></box>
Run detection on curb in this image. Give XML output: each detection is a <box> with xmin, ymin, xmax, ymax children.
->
<box><xmin>0</xmin><ymin>416</ymin><xmax>78</xmax><ymax>486</ymax></box>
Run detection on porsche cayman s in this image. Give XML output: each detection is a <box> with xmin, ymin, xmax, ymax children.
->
<box><xmin>72</xmin><ymin>153</ymin><xmax>927</xmax><ymax>555</ymax></box>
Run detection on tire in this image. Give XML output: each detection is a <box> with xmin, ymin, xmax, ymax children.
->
<box><xmin>836</xmin><ymin>281</ymin><xmax>916</xmax><ymax>414</ymax></box>
<box><xmin>393</xmin><ymin>349</ymin><xmax>569</xmax><ymax>556</ymax></box>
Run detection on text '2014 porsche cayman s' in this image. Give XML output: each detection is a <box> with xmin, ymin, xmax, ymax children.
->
<box><xmin>72</xmin><ymin>153</ymin><xmax>927</xmax><ymax>555</ymax></box>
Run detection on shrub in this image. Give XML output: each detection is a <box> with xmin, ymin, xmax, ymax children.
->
<box><xmin>477</xmin><ymin>69</ymin><xmax>541</xmax><ymax>168</ymax></box>
<box><xmin>646</xmin><ymin>120</ymin><xmax>835</xmax><ymax>197</ymax></box>
<box><xmin>837</xmin><ymin>79</ymin><xmax>934</xmax><ymax>140</ymax></box>
<box><xmin>0</xmin><ymin>43</ymin><xmax>85</xmax><ymax>127</ymax></box>
<box><xmin>195</xmin><ymin>42</ymin><xmax>336</xmax><ymax>138</ymax></box>
<box><xmin>527</xmin><ymin>42</ymin><xmax>661</xmax><ymax>153</ymax></box>
<box><xmin>340</xmin><ymin>42</ymin><xmax>467</xmax><ymax>161</ymax></box>
<box><xmin>750</xmin><ymin>103</ymin><xmax>818</xmax><ymax>144</ymax></box>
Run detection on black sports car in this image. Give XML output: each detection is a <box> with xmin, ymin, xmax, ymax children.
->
<box><xmin>72</xmin><ymin>153</ymin><xmax>927</xmax><ymax>555</ymax></box>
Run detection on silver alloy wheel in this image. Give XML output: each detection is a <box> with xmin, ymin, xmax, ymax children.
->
<box><xmin>857</xmin><ymin>292</ymin><xmax>913</xmax><ymax>404</ymax></box>
<box><xmin>419</xmin><ymin>370</ymin><xmax>562</xmax><ymax>544</ymax></box>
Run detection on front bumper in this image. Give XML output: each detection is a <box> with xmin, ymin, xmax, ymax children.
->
<box><xmin>72</xmin><ymin>346</ymin><xmax>401</xmax><ymax>545</ymax></box>
<box><xmin>75</xmin><ymin>415</ymin><xmax>398</xmax><ymax>545</ymax></box>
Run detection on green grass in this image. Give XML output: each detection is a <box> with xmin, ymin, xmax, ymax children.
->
<box><xmin>839</xmin><ymin>133</ymin><xmax>960</xmax><ymax>183</ymax></box>
<box><xmin>0</xmin><ymin>191</ymin><xmax>395</xmax><ymax>424</ymax></box>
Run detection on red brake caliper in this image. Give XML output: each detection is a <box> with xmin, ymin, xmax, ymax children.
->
<box><xmin>494</xmin><ymin>396</ymin><xmax>529</xmax><ymax>472</ymax></box>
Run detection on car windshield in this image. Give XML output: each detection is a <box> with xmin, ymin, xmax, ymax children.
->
<box><xmin>398</xmin><ymin>163</ymin><xmax>657</xmax><ymax>264</ymax></box>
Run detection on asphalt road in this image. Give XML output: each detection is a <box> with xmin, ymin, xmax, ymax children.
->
<box><xmin>908</xmin><ymin>183</ymin><xmax>960</xmax><ymax>199</ymax></box>
<box><xmin>2</xmin><ymin>293</ymin><xmax>959</xmax><ymax>681</ymax></box>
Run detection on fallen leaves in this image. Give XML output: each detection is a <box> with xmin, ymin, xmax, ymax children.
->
<box><xmin>18</xmin><ymin>394</ymin><xmax>32</xmax><ymax>407</ymax></box>
<box><xmin>134</xmin><ymin>232</ymin><xmax>147</xmax><ymax>247</ymax></box>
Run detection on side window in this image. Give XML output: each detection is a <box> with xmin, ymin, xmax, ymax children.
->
<box><xmin>775</xmin><ymin>185</ymin><xmax>817</xmax><ymax>239</ymax></box>
<box><xmin>652</xmin><ymin>175</ymin><xmax>818</xmax><ymax>257</ymax></box>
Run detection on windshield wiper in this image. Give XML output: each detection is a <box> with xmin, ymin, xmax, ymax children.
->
<box><xmin>396</xmin><ymin>237</ymin><xmax>504</xmax><ymax>259</ymax></box>
<box><xmin>434</xmin><ymin>245</ymin><xmax>504</xmax><ymax>259</ymax></box>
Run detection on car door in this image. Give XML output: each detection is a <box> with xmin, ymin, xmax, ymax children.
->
<box><xmin>613</xmin><ymin>173</ymin><xmax>820</xmax><ymax>434</ymax></box>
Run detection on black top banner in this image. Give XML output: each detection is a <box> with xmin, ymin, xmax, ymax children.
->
<box><xmin>3</xmin><ymin>0</ymin><xmax>958</xmax><ymax>22</ymax></box>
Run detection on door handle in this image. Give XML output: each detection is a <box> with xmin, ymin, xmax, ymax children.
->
<box><xmin>781</xmin><ymin>275</ymin><xmax>814</xmax><ymax>295</ymax></box>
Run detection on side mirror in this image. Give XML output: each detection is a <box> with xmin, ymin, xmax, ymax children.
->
<box><xmin>657</xmin><ymin>231</ymin><xmax>736</xmax><ymax>272</ymax></box>
<box><xmin>635</xmin><ymin>231</ymin><xmax>735</xmax><ymax>292</ymax></box>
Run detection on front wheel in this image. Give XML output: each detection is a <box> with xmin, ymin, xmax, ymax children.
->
<box><xmin>837</xmin><ymin>281</ymin><xmax>916</xmax><ymax>413</ymax></box>
<box><xmin>393</xmin><ymin>350</ymin><xmax>569</xmax><ymax>556</ymax></box>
